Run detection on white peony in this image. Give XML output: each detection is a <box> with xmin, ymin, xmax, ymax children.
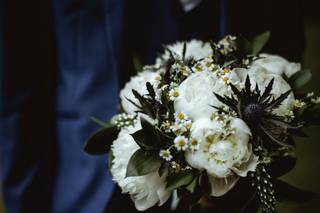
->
<box><xmin>120</xmin><ymin>70</ymin><xmax>159</xmax><ymax>115</ymax></box>
<box><xmin>110</xmin><ymin>125</ymin><xmax>170</xmax><ymax>211</ymax></box>
<box><xmin>156</xmin><ymin>40</ymin><xmax>212</xmax><ymax>66</ymax></box>
<box><xmin>174</xmin><ymin>71</ymin><xmax>238</xmax><ymax>121</ymax></box>
<box><xmin>234</xmin><ymin>66</ymin><xmax>295</xmax><ymax>116</ymax></box>
<box><xmin>185</xmin><ymin>118</ymin><xmax>258</xmax><ymax>196</ymax></box>
<box><xmin>252</xmin><ymin>53</ymin><xmax>301</xmax><ymax>78</ymax></box>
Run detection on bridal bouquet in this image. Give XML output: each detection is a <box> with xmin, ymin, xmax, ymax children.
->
<box><xmin>85</xmin><ymin>32</ymin><xmax>319</xmax><ymax>212</ymax></box>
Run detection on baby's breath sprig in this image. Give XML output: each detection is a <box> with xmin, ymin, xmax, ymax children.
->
<box><xmin>112</xmin><ymin>113</ymin><xmax>138</xmax><ymax>129</ymax></box>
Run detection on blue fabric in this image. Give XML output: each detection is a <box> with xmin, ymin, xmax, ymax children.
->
<box><xmin>52</xmin><ymin>0</ymin><xmax>123</xmax><ymax>212</ymax></box>
<box><xmin>0</xmin><ymin>0</ymin><xmax>3</xmax><ymax>115</ymax></box>
<box><xmin>219</xmin><ymin>0</ymin><xmax>227</xmax><ymax>37</ymax></box>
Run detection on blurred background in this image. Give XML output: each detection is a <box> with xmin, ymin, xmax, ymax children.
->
<box><xmin>1</xmin><ymin>1</ymin><xmax>320</xmax><ymax>213</ymax></box>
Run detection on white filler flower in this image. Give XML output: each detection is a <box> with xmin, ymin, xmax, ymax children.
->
<box><xmin>120</xmin><ymin>70</ymin><xmax>159</xmax><ymax>115</ymax></box>
<box><xmin>110</xmin><ymin>126</ymin><xmax>170</xmax><ymax>211</ymax></box>
<box><xmin>156</xmin><ymin>40</ymin><xmax>212</xmax><ymax>66</ymax></box>
<box><xmin>252</xmin><ymin>53</ymin><xmax>301</xmax><ymax>78</ymax></box>
<box><xmin>185</xmin><ymin>118</ymin><xmax>258</xmax><ymax>196</ymax></box>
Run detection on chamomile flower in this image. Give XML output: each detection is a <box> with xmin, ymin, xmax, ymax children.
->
<box><xmin>175</xmin><ymin>112</ymin><xmax>187</xmax><ymax>121</ymax></box>
<box><xmin>159</xmin><ymin>149</ymin><xmax>173</xmax><ymax>161</ymax></box>
<box><xmin>160</xmin><ymin>120</ymin><xmax>171</xmax><ymax>132</ymax></box>
<box><xmin>171</xmin><ymin>123</ymin><xmax>187</xmax><ymax>135</ymax></box>
<box><xmin>174</xmin><ymin>135</ymin><xmax>189</xmax><ymax>151</ymax></box>
<box><xmin>169</xmin><ymin>88</ymin><xmax>180</xmax><ymax>101</ymax></box>
<box><xmin>184</xmin><ymin>120</ymin><xmax>192</xmax><ymax>130</ymax></box>
<box><xmin>189</xmin><ymin>138</ymin><xmax>200</xmax><ymax>151</ymax></box>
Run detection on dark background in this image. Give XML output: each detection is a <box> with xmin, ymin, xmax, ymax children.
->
<box><xmin>1</xmin><ymin>1</ymin><xmax>320</xmax><ymax>212</ymax></box>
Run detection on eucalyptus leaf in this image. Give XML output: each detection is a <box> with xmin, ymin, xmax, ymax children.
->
<box><xmin>235</xmin><ymin>36</ymin><xmax>252</xmax><ymax>55</ymax></box>
<box><xmin>131</xmin><ymin>129</ymin><xmax>155</xmax><ymax>150</ymax></box>
<box><xmin>166</xmin><ymin>170</ymin><xmax>195</xmax><ymax>191</ymax></box>
<box><xmin>84</xmin><ymin>124</ymin><xmax>119</xmax><ymax>155</ymax></box>
<box><xmin>289</xmin><ymin>69</ymin><xmax>312</xmax><ymax>89</ymax></box>
<box><xmin>186</xmin><ymin>176</ymin><xmax>198</xmax><ymax>193</ymax></box>
<box><xmin>251</xmin><ymin>31</ymin><xmax>270</xmax><ymax>55</ymax></box>
<box><xmin>133</xmin><ymin>54</ymin><xmax>143</xmax><ymax>72</ymax></box>
<box><xmin>126</xmin><ymin>149</ymin><xmax>161</xmax><ymax>177</ymax></box>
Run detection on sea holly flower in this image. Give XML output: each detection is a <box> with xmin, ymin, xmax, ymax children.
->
<box><xmin>214</xmin><ymin>71</ymin><xmax>297</xmax><ymax>147</ymax></box>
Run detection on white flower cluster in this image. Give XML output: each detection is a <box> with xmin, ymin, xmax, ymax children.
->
<box><xmin>111</xmin><ymin>113</ymin><xmax>137</xmax><ymax>129</ymax></box>
<box><xmin>110</xmin><ymin>38</ymin><xmax>304</xmax><ymax>210</ymax></box>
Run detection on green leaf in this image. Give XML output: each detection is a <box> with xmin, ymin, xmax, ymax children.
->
<box><xmin>90</xmin><ymin>117</ymin><xmax>111</xmax><ymax>128</ymax></box>
<box><xmin>130</xmin><ymin>117</ymin><xmax>163</xmax><ymax>150</ymax></box>
<box><xmin>200</xmin><ymin>171</ymin><xmax>212</xmax><ymax>195</ymax></box>
<box><xmin>186</xmin><ymin>176</ymin><xmax>198</xmax><ymax>193</ymax></box>
<box><xmin>235</xmin><ymin>36</ymin><xmax>252</xmax><ymax>55</ymax></box>
<box><xmin>274</xmin><ymin>179</ymin><xmax>319</xmax><ymax>203</ymax></box>
<box><xmin>84</xmin><ymin>124</ymin><xmax>119</xmax><ymax>155</ymax></box>
<box><xmin>133</xmin><ymin>54</ymin><xmax>143</xmax><ymax>72</ymax></box>
<box><xmin>166</xmin><ymin>170</ymin><xmax>195</xmax><ymax>191</ymax></box>
<box><xmin>251</xmin><ymin>31</ymin><xmax>271</xmax><ymax>55</ymax></box>
<box><xmin>126</xmin><ymin>149</ymin><xmax>161</xmax><ymax>177</ymax></box>
<box><xmin>289</xmin><ymin>69</ymin><xmax>312</xmax><ymax>89</ymax></box>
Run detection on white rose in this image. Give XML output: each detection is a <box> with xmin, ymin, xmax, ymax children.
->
<box><xmin>234</xmin><ymin>66</ymin><xmax>295</xmax><ymax>116</ymax></box>
<box><xmin>120</xmin><ymin>70</ymin><xmax>159</xmax><ymax>114</ymax></box>
<box><xmin>156</xmin><ymin>40</ymin><xmax>212</xmax><ymax>66</ymax></box>
<box><xmin>110</xmin><ymin>125</ymin><xmax>171</xmax><ymax>211</ymax></box>
<box><xmin>174</xmin><ymin>71</ymin><xmax>237</xmax><ymax>121</ymax></box>
<box><xmin>185</xmin><ymin>118</ymin><xmax>258</xmax><ymax>196</ymax></box>
<box><xmin>252</xmin><ymin>53</ymin><xmax>301</xmax><ymax>78</ymax></box>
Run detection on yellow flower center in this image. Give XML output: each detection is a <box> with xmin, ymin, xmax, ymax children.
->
<box><xmin>223</xmin><ymin>68</ymin><xmax>231</xmax><ymax>74</ymax></box>
<box><xmin>172</xmin><ymin>90</ymin><xmax>180</xmax><ymax>97</ymax></box>
<box><xmin>178</xmin><ymin>140</ymin><xmax>186</xmax><ymax>146</ymax></box>
<box><xmin>190</xmin><ymin>139</ymin><xmax>198</xmax><ymax>146</ymax></box>
<box><xmin>223</xmin><ymin>76</ymin><xmax>230</xmax><ymax>83</ymax></box>
<box><xmin>177</xmin><ymin>112</ymin><xmax>185</xmax><ymax>120</ymax></box>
